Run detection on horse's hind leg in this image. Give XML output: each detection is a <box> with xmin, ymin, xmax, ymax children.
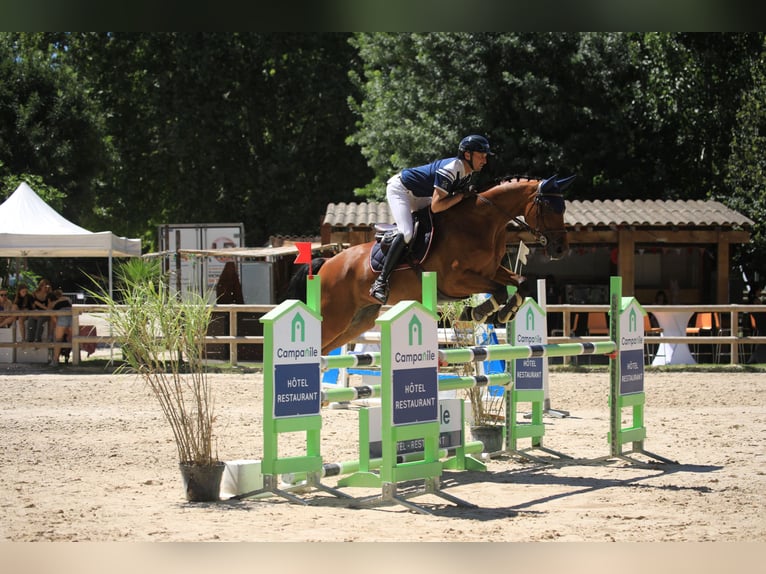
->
<box><xmin>322</xmin><ymin>304</ymin><xmax>381</xmax><ymax>354</ymax></box>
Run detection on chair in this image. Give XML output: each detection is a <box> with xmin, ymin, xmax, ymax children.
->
<box><xmin>686</xmin><ymin>313</ymin><xmax>718</xmax><ymax>363</ymax></box>
<box><xmin>739</xmin><ymin>313</ymin><xmax>758</xmax><ymax>363</ymax></box>
<box><xmin>586</xmin><ymin>312</ymin><xmax>609</xmax><ymax>336</ymax></box>
<box><xmin>713</xmin><ymin>312</ymin><xmax>730</xmax><ymax>363</ymax></box>
<box><xmin>583</xmin><ymin>312</ymin><xmax>609</xmax><ymax>365</ymax></box>
<box><xmin>644</xmin><ymin>313</ymin><xmax>663</xmax><ymax>335</ymax></box>
<box><xmin>643</xmin><ymin>313</ymin><xmax>663</xmax><ymax>364</ymax></box>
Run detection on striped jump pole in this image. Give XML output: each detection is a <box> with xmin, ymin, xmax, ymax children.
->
<box><xmin>282</xmin><ymin>440</ymin><xmax>486</xmax><ymax>485</ymax></box>
<box><xmin>321</xmin><ymin>372</ymin><xmax>513</xmax><ymax>404</ymax></box>
<box><xmin>320</xmin><ymin>350</ymin><xmax>381</xmax><ymax>371</ymax></box>
<box><xmin>438</xmin><ymin>341</ymin><xmax>618</xmax><ymax>365</ymax></box>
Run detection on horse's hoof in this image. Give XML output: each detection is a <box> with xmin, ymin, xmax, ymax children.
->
<box><xmin>496</xmin><ymin>293</ymin><xmax>523</xmax><ymax>324</ymax></box>
<box><xmin>470</xmin><ymin>308</ymin><xmax>489</xmax><ymax>324</ymax></box>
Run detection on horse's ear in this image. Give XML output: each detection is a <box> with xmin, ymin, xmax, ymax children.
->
<box><xmin>556</xmin><ymin>175</ymin><xmax>576</xmax><ymax>192</ymax></box>
<box><xmin>540</xmin><ymin>174</ymin><xmax>559</xmax><ymax>193</ymax></box>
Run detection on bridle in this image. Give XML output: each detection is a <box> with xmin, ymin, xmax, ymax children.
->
<box><xmin>475</xmin><ymin>181</ymin><xmax>566</xmax><ymax>247</ymax></box>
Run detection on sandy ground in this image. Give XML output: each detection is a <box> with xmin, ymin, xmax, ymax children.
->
<box><xmin>1</xmin><ymin>363</ymin><xmax>764</xmax><ymax>548</ymax></box>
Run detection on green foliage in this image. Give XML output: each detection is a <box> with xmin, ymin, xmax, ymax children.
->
<box><xmin>2</xmin><ymin>32</ymin><xmax>766</xmax><ymax>283</ymax></box>
<box><xmin>722</xmin><ymin>38</ymin><xmax>766</xmax><ymax>288</ymax></box>
<box><xmin>0</xmin><ymin>33</ymin><xmax>114</xmax><ymax>228</ymax></box>
<box><xmin>348</xmin><ymin>33</ymin><xmax>491</xmax><ymax>198</ymax></box>
<box><xmin>62</xmin><ymin>32</ymin><xmax>372</xmax><ymax>248</ymax></box>
<box><xmin>87</xmin><ymin>258</ymin><xmax>218</xmax><ymax>465</ymax></box>
<box><xmin>349</xmin><ymin>33</ymin><xmax>763</xmax><ymax>201</ymax></box>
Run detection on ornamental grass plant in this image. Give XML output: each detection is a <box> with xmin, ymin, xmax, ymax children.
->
<box><xmin>89</xmin><ymin>258</ymin><xmax>218</xmax><ymax>467</ymax></box>
<box><xmin>438</xmin><ymin>298</ymin><xmax>506</xmax><ymax>427</ymax></box>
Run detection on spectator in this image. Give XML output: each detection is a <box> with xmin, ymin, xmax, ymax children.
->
<box><xmin>0</xmin><ymin>288</ymin><xmax>16</xmax><ymax>328</ymax></box>
<box><xmin>27</xmin><ymin>278</ymin><xmax>52</xmax><ymax>342</ymax></box>
<box><xmin>13</xmin><ymin>283</ymin><xmax>34</xmax><ymax>340</ymax></box>
<box><xmin>48</xmin><ymin>289</ymin><xmax>73</xmax><ymax>365</ymax></box>
<box><xmin>654</xmin><ymin>290</ymin><xmax>668</xmax><ymax>305</ymax></box>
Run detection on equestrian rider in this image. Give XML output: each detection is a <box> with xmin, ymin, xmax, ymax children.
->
<box><xmin>370</xmin><ymin>134</ymin><xmax>493</xmax><ymax>304</ymax></box>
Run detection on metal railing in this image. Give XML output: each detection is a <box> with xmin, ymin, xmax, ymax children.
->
<box><xmin>1</xmin><ymin>303</ymin><xmax>765</xmax><ymax>366</ymax></box>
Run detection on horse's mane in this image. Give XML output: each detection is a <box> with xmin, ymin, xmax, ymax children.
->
<box><xmin>282</xmin><ymin>258</ymin><xmax>326</xmax><ymax>303</ymax></box>
<box><xmin>491</xmin><ymin>174</ymin><xmax>542</xmax><ymax>188</ymax></box>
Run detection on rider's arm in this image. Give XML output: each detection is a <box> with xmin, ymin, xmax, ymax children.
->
<box><xmin>430</xmin><ymin>187</ymin><xmax>464</xmax><ymax>213</ymax></box>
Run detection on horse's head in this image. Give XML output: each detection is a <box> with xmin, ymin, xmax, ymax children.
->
<box><xmin>524</xmin><ymin>175</ymin><xmax>574</xmax><ymax>260</ymax></box>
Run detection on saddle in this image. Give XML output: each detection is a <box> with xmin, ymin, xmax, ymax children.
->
<box><xmin>369</xmin><ymin>207</ymin><xmax>434</xmax><ymax>273</ymax></box>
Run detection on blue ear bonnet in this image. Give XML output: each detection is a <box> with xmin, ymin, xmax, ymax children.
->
<box><xmin>538</xmin><ymin>174</ymin><xmax>575</xmax><ymax>214</ymax></box>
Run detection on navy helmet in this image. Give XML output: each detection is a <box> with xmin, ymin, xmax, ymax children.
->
<box><xmin>458</xmin><ymin>134</ymin><xmax>494</xmax><ymax>156</ymax></box>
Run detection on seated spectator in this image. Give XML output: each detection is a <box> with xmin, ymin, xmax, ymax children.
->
<box><xmin>0</xmin><ymin>288</ymin><xmax>16</xmax><ymax>328</ymax></box>
<box><xmin>13</xmin><ymin>284</ymin><xmax>34</xmax><ymax>340</ymax></box>
<box><xmin>49</xmin><ymin>289</ymin><xmax>73</xmax><ymax>365</ymax></box>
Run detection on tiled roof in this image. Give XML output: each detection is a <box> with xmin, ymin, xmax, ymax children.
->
<box><xmin>322</xmin><ymin>199</ymin><xmax>753</xmax><ymax>229</ymax></box>
<box><xmin>322</xmin><ymin>201</ymin><xmax>394</xmax><ymax>227</ymax></box>
<box><xmin>565</xmin><ymin>199</ymin><xmax>753</xmax><ymax>228</ymax></box>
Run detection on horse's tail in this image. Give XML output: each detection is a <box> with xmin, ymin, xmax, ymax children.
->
<box><xmin>283</xmin><ymin>258</ymin><xmax>327</xmax><ymax>303</ymax></box>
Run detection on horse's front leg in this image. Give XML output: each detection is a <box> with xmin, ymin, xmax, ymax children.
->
<box><xmin>455</xmin><ymin>266</ymin><xmax>524</xmax><ymax>324</ymax></box>
<box><xmin>491</xmin><ymin>265</ymin><xmax>524</xmax><ymax>287</ymax></box>
<box><xmin>460</xmin><ymin>285</ymin><xmax>508</xmax><ymax>323</ymax></box>
<box><xmin>490</xmin><ymin>265</ymin><xmax>524</xmax><ymax>324</ymax></box>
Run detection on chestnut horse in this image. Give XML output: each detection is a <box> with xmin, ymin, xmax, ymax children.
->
<box><xmin>291</xmin><ymin>175</ymin><xmax>574</xmax><ymax>354</ymax></box>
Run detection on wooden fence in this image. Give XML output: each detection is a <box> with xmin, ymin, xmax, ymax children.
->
<box><xmin>1</xmin><ymin>303</ymin><xmax>765</xmax><ymax>366</ymax></box>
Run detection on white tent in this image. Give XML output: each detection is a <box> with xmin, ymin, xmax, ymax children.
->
<box><xmin>0</xmin><ymin>182</ymin><xmax>142</xmax><ymax>295</ymax></box>
<box><xmin>0</xmin><ymin>182</ymin><xmax>141</xmax><ymax>258</ymax></box>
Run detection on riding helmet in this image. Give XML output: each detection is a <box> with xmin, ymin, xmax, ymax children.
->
<box><xmin>458</xmin><ymin>134</ymin><xmax>494</xmax><ymax>155</ymax></box>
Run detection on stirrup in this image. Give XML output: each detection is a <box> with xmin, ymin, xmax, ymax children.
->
<box><xmin>370</xmin><ymin>279</ymin><xmax>389</xmax><ymax>304</ymax></box>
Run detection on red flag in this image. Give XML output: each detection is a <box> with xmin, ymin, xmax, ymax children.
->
<box><xmin>294</xmin><ymin>242</ymin><xmax>312</xmax><ymax>265</ymax></box>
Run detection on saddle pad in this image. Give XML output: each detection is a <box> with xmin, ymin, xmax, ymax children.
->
<box><xmin>369</xmin><ymin>207</ymin><xmax>434</xmax><ymax>273</ymax></box>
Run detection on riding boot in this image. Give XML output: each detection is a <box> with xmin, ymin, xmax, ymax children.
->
<box><xmin>370</xmin><ymin>233</ymin><xmax>408</xmax><ymax>304</ymax></box>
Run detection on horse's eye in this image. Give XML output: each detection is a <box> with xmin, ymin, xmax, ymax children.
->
<box><xmin>542</xmin><ymin>196</ymin><xmax>566</xmax><ymax>214</ymax></box>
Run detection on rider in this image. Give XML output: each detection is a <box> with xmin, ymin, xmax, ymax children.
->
<box><xmin>369</xmin><ymin>134</ymin><xmax>493</xmax><ymax>304</ymax></box>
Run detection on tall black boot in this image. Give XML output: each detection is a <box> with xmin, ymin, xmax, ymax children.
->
<box><xmin>370</xmin><ymin>233</ymin><xmax>408</xmax><ymax>304</ymax></box>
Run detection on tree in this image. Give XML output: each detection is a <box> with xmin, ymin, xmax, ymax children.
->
<box><xmin>64</xmin><ymin>33</ymin><xmax>372</xmax><ymax>248</ymax></box>
<box><xmin>722</xmin><ymin>38</ymin><xmax>766</xmax><ymax>291</ymax></box>
<box><xmin>0</xmin><ymin>33</ymin><xmax>113</xmax><ymax>221</ymax></box>
<box><xmin>347</xmin><ymin>33</ymin><xmax>764</xmax><ymax>204</ymax></box>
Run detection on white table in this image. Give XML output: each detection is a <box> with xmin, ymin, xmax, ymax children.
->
<box><xmin>651</xmin><ymin>310</ymin><xmax>696</xmax><ymax>365</ymax></box>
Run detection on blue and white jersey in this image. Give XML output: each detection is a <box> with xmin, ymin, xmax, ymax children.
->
<box><xmin>400</xmin><ymin>157</ymin><xmax>469</xmax><ymax>197</ymax></box>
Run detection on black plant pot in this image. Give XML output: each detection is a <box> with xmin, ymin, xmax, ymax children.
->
<box><xmin>470</xmin><ymin>425</ymin><xmax>504</xmax><ymax>454</ymax></box>
<box><xmin>179</xmin><ymin>461</ymin><xmax>226</xmax><ymax>502</ymax></box>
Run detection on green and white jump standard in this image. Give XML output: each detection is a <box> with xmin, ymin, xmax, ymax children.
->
<box><xmin>606</xmin><ymin>276</ymin><xmax>676</xmax><ymax>466</ymax></box>
<box><xmin>505</xmin><ymin>294</ymin><xmax>574</xmax><ymax>463</ymax></box>
<box><xmin>233</xmin><ymin>275</ymin><xmax>351</xmax><ymax>503</ymax></box>
<box><xmin>338</xmin><ymin>272</ymin><xmax>478</xmax><ymax>514</ymax></box>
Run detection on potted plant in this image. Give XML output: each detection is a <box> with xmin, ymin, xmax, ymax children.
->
<box><xmin>89</xmin><ymin>258</ymin><xmax>224</xmax><ymax>502</ymax></box>
<box><xmin>438</xmin><ymin>298</ymin><xmax>506</xmax><ymax>453</ymax></box>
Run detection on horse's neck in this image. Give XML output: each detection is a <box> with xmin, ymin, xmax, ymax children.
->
<box><xmin>477</xmin><ymin>180</ymin><xmax>538</xmax><ymax>221</ymax></box>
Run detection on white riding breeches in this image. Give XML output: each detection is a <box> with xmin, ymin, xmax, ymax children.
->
<box><xmin>386</xmin><ymin>174</ymin><xmax>432</xmax><ymax>244</ymax></box>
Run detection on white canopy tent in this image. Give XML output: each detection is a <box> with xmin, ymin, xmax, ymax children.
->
<box><xmin>0</xmin><ymin>182</ymin><xmax>142</xmax><ymax>294</ymax></box>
